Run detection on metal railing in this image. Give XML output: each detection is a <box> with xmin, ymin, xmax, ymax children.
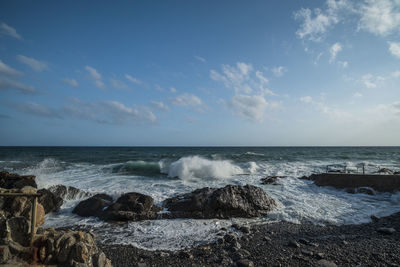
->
<box><xmin>324</xmin><ymin>163</ymin><xmax>399</xmax><ymax>175</ymax></box>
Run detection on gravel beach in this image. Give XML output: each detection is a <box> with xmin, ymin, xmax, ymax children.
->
<box><xmin>95</xmin><ymin>211</ymin><xmax>400</xmax><ymax>267</ymax></box>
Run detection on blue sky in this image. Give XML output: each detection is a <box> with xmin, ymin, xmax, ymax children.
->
<box><xmin>0</xmin><ymin>0</ymin><xmax>400</xmax><ymax>146</ymax></box>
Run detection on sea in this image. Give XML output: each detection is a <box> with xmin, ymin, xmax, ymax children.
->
<box><xmin>1</xmin><ymin>146</ymin><xmax>400</xmax><ymax>250</ymax></box>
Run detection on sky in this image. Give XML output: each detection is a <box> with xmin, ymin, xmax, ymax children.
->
<box><xmin>0</xmin><ymin>0</ymin><xmax>400</xmax><ymax>146</ymax></box>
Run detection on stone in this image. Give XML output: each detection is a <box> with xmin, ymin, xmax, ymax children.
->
<box><xmin>163</xmin><ymin>184</ymin><xmax>276</xmax><ymax>219</ymax></box>
<box><xmin>288</xmin><ymin>240</ymin><xmax>300</xmax><ymax>248</ymax></box>
<box><xmin>7</xmin><ymin>217</ymin><xmax>30</xmax><ymax>246</ymax></box>
<box><xmin>316</xmin><ymin>252</ymin><xmax>325</xmax><ymax>259</ymax></box>
<box><xmin>301</xmin><ymin>249</ymin><xmax>313</xmax><ymax>256</ymax></box>
<box><xmin>0</xmin><ymin>246</ymin><xmax>10</xmax><ymax>264</ymax></box>
<box><xmin>260</xmin><ymin>176</ymin><xmax>286</xmax><ymax>185</ymax></box>
<box><xmin>356</xmin><ymin>187</ymin><xmax>375</xmax><ymax>195</ymax></box>
<box><xmin>377</xmin><ymin>227</ymin><xmax>396</xmax><ymax>235</ymax></box>
<box><xmin>0</xmin><ymin>171</ymin><xmax>37</xmax><ymax>189</ymax></box>
<box><xmin>38</xmin><ymin>188</ymin><xmax>63</xmax><ymax>214</ymax></box>
<box><xmin>48</xmin><ymin>184</ymin><xmax>91</xmax><ymax>200</ymax></box>
<box><xmin>72</xmin><ymin>194</ymin><xmax>113</xmax><ymax>217</ymax></box>
<box><xmin>232</xmin><ymin>249</ymin><xmax>251</xmax><ymax>261</ymax></box>
<box><xmin>57</xmin><ymin>235</ymin><xmax>76</xmax><ymax>263</ymax></box>
<box><xmin>236</xmin><ymin>259</ymin><xmax>255</xmax><ymax>267</ymax></box>
<box><xmin>377</xmin><ymin>168</ymin><xmax>394</xmax><ymax>175</ymax></box>
<box><xmin>298</xmin><ymin>238</ymin><xmax>310</xmax><ymax>245</ymax></box>
<box><xmin>93</xmin><ymin>252</ymin><xmax>112</xmax><ymax>267</ymax></box>
<box><xmin>317</xmin><ymin>259</ymin><xmax>338</xmax><ymax>267</ymax></box>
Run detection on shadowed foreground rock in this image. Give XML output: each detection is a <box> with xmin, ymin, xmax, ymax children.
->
<box><xmin>163</xmin><ymin>184</ymin><xmax>276</xmax><ymax>219</ymax></box>
<box><xmin>48</xmin><ymin>184</ymin><xmax>91</xmax><ymax>200</ymax></box>
<box><xmin>0</xmin><ymin>171</ymin><xmax>37</xmax><ymax>189</ymax></box>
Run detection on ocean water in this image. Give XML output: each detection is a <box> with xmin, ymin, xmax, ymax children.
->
<box><xmin>1</xmin><ymin>146</ymin><xmax>400</xmax><ymax>250</ymax></box>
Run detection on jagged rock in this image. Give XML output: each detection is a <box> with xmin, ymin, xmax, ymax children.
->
<box><xmin>72</xmin><ymin>194</ymin><xmax>113</xmax><ymax>217</ymax></box>
<box><xmin>101</xmin><ymin>192</ymin><xmax>161</xmax><ymax>221</ymax></box>
<box><xmin>7</xmin><ymin>217</ymin><xmax>31</xmax><ymax>246</ymax></box>
<box><xmin>236</xmin><ymin>259</ymin><xmax>254</xmax><ymax>267</ymax></box>
<box><xmin>48</xmin><ymin>184</ymin><xmax>91</xmax><ymax>200</ymax></box>
<box><xmin>163</xmin><ymin>185</ymin><xmax>276</xmax><ymax>219</ymax></box>
<box><xmin>377</xmin><ymin>168</ymin><xmax>394</xmax><ymax>175</ymax></box>
<box><xmin>0</xmin><ymin>245</ymin><xmax>10</xmax><ymax>264</ymax></box>
<box><xmin>317</xmin><ymin>259</ymin><xmax>338</xmax><ymax>267</ymax></box>
<box><xmin>0</xmin><ymin>171</ymin><xmax>37</xmax><ymax>189</ymax></box>
<box><xmin>38</xmin><ymin>188</ymin><xmax>63</xmax><ymax>214</ymax></box>
<box><xmin>377</xmin><ymin>227</ymin><xmax>396</xmax><ymax>235</ymax></box>
<box><xmin>260</xmin><ymin>176</ymin><xmax>286</xmax><ymax>185</ymax></box>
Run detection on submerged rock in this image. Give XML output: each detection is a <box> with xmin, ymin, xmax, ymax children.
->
<box><xmin>260</xmin><ymin>176</ymin><xmax>286</xmax><ymax>185</ymax></box>
<box><xmin>163</xmin><ymin>184</ymin><xmax>276</xmax><ymax>219</ymax></box>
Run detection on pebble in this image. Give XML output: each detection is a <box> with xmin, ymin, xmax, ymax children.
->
<box><xmin>288</xmin><ymin>240</ymin><xmax>300</xmax><ymax>248</ymax></box>
<box><xmin>263</xmin><ymin>236</ymin><xmax>271</xmax><ymax>242</ymax></box>
<box><xmin>317</xmin><ymin>259</ymin><xmax>338</xmax><ymax>267</ymax></box>
<box><xmin>236</xmin><ymin>259</ymin><xmax>255</xmax><ymax>267</ymax></box>
<box><xmin>377</xmin><ymin>227</ymin><xmax>396</xmax><ymax>235</ymax></box>
<box><xmin>301</xmin><ymin>249</ymin><xmax>313</xmax><ymax>256</ymax></box>
<box><xmin>316</xmin><ymin>252</ymin><xmax>325</xmax><ymax>259</ymax></box>
<box><xmin>298</xmin><ymin>238</ymin><xmax>310</xmax><ymax>245</ymax></box>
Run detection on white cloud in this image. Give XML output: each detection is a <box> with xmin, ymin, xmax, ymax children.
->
<box><xmin>170</xmin><ymin>87</ymin><xmax>177</xmax><ymax>93</ymax></box>
<box><xmin>155</xmin><ymin>84</ymin><xmax>164</xmax><ymax>92</ymax></box>
<box><xmin>0</xmin><ymin>60</ymin><xmax>22</xmax><ymax>75</ymax></box>
<box><xmin>0</xmin><ymin>77</ymin><xmax>36</xmax><ymax>94</ymax></box>
<box><xmin>85</xmin><ymin>66</ymin><xmax>105</xmax><ymax>89</ymax></box>
<box><xmin>338</xmin><ymin>60</ymin><xmax>349</xmax><ymax>68</ymax></box>
<box><xmin>64</xmin><ymin>98</ymin><xmax>156</xmax><ymax>124</ymax></box>
<box><xmin>0</xmin><ymin>22</ymin><xmax>22</xmax><ymax>40</ymax></box>
<box><xmin>17</xmin><ymin>55</ymin><xmax>48</xmax><ymax>72</ymax></box>
<box><xmin>63</xmin><ymin>78</ymin><xmax>78</xmax><ymax>87</ymax></box>
<box><xmin>11</xmin><ymin>102</ymin><xmax>60</xmax><ymax>118</ymax></box>
<box><xmin>294</xmin><ymin>0</ymin><xmax>350</xmax><ymax>41</ymax></box>
<box><xmin>353</xmin><ymin>92</ymin><xmax>363</xmax><ymax>97</ymax></box>
<box><xmin>125</xmin><ymin>74</ymin><xmax>142</xmax><ymax>85</ymax></box>
<box><xmin>392</xmin><ymin>70</ymin><xmax>400</xmax><ymax>77</ymax></box>
<box><xmin>194</xmin><ymin>56</ymin><xmax>206</xmax><ymax>62</ymax></box>
<box><xmin>255</xmin><ymin>71</ymin><xmax>269</xmax><ymax>84</ymax></box>
<box><xmin>389</xmin><ymin>41</ymin><xmax>400</xmax><ymax>58</ymax></box>
<box><xmin>210</xmin><ymin>62</ymin><xmax>253</xmax><ymax>93</ymax></box>
<box><xmin>110</xmin><ymin>78</ymin><xmax>128</xmax><ymax>90</ymax></box>
<box><xmin>228</xmin><ymin>94</ymin><xmax>277</xmax><ymax>122</ymax></box>
<box><xmin>300</xmin><ymin>96</ymin><xmax>313</xmax><ymax>103</ymax></box>
<box><xmin>150</xmin><ymin>101</ymin><xmax>169</xmax><ymax>111</ymax></box>
<box><xmin>361</xmin><ymin>73</ymin><xmax>385</xmax><ymax>88</ymax></box>
<box><xmin>329</xmin><ymin>42</ymin><xmax>342</xmax><ymax>63</ymax></box>
<box><xmin>271</xmin><ymin>66</ymin><xmax>287</xmax><ymax>77</ymax></box>
<box><xmin>170</xmin><ymin>93</ymin><xmax>203</xmax><ymax>107</ymax></box>
<box><xmin>358</xmin><ymin>0</ymin><xmax>400</xmax><ymax>36</ymax></box>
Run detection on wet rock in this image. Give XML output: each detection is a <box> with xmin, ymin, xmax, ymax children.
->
<box><xmin>301</xmin><ymin>249</ymin><xmax>313</xmax><ymax>256</ymax></box>
<box><xmin>223</xmin><ymin>233</ymin><xmax>237</xmax><ymax>244</ymax></box>
<box><xmin>316</xmin><ymin>252</ymin><xmax>325</xmax><ymax>259</ymax></box>
<box><xmin>298</xmin><ymin>238</ymin><xmax>310</xmax><ymax>245</ymax></box>
<box><xmin>163</xmin><ymin>184</ymin><xmax>276</xmax><ymax>219</ymax></box>
<box><xmin>377</xmin><ymin>227</ymin><xmax>396</xmax><ymax>235</ymax></box>
<box><xmin>48</xmin><ymin>184</ymin><xmax>91</xmax><ymax>200</ymax></box>
<box><xmin>232</xmin><ymin>249</ymin><xmax>251</xmax><ymax>261</ymax></box>
<box><xmin>0</xmin><ymin>245</ymin><xmax>10</xmax><ymax>264</ymax></box>
<box><xmin>101</xmin><ymin>192</ymin><xmax>161</xmax><ymax>222</ymax></box>
<box><xmin>260</xmin><ymin>176</ymin><xmax>286</xmax><ymax>185</ymax></box>
<box><xmin>72</xmin><ymin>194</ymin><xmax>113</xmax><ymax>218</ymax></box>
<box><xmin>38</xmin><ymin>188</ymin><xmax>63</xmax><ymax>214</ymax></box>
<box><xmin>7</xmin><ymin>217</ymin><xmax>30</xmax><ymax>246</ymax></box>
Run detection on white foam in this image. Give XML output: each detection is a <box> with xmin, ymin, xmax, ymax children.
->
<box><xmin>167</xmin><ymin>156</ymin><xmax>242</xmax><ymax>180</ymax></box>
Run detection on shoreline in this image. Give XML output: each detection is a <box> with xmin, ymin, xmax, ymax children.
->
<box><xmin>91</xmin><ymin>211</ymin><xmax>400</xmax><ymax>267</ymax></box>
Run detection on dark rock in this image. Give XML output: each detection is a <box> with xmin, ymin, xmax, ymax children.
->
<box><xmin>72</xmin><ymin>194</ymin><xmax>113</xmax><ymax>217</ymax></box>
<box><xmin>301</xmin><ymin>249</ymin><xmax>313</xmax><ymax>256</ymax></box>
<box><xmin>288</xmin><ymin>240</ymin><xmax>300</xmax><ymax>248</ymax></box>
<box><xmin>7</xmin><ymin>217</ymin><xmax>30</xmax><ymax>246</ymax></box>
<box><xmin>263</xmin><ymin>236</ymin><xmax>271</xmax><ymax>242</ymax></box>
<box><xmin>377</xmin><ymin>227</ymin><xmax>396</xmax><ymax>235</ymax></box>
<box><xmin>0</xmin><ymin>171</ymin><xmax>37</xmax><ymax>189</ymax></box>
<box><xmin>101</xmin><ymin>192</ymin><xmax>161</xmax><ymax>222</ymax></box>
<box><xmin>298</xmin><ymin>238</ymin><xmax>310</xmax><ymax>245</ymax></box>
<box><xmin>356</xmin><ymin>187</ymin><xmax>375</xmax><ymax>195</ymax></box>
<box><xmin>236</xmin><ymin>259</ymin><xmax>254</xmax><ymax>267</ymax></box>
<box><xmin>224</xmin><ymin>233</ymin><xmax>237</xmax><ymax>244</ymax></box>
<box><xmin>38</xmin><ymin>188</ymin><xmax>63</xmax><ymax>214</ymax></box>
<box><xmin>377</xmin><ymin>168</ymin><xmax>394</xmax><ymax>175</ymax></box>
<box><xmin>0</xmin><ymin>245</ymin><xmax>10</xmax><ymax>264</ymax></box>
<box><xmin>48</xmin><ymin>184</ymin><xmax>91</xmax><ymax>200</ymax></box>
<box><xmin>163</xmin><ymin>184</ymin><xmax>276</xmax><ymax>219</ymax></box>
<box><xmin>232</xmin><ymin>249</ymin><xmax>251</xmax><ymax>260</ymax></box>
<box><xmin>316</xmin><ymin>252</ymin><xmax>325</xmax><ymax>259</ymax></box>
<box><xmin>260</xmin><ymin>175</ymin><xmax>286</xmax><ymax>185</ymax></box>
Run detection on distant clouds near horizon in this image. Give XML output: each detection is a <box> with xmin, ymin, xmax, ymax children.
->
<box><xmin>0</xmin><ymin>0</ymin><xmax>400</xmax><ymax>146</ymax></box>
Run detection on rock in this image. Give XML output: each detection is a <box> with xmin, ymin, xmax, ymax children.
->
<box><xmin>48</xmin><ymin>184</ymin><xmax>91</xmax><ymax>200</ymax></box>
<box><xmin>316</xmin><ymin>252</ymin><xmax>325</xmax><ymax>259</ymax></box>
<box><xmin>101</xmin><ymin>192</ymin><xmax>161</xmax><ymax>222</ymax></box>
<box><xmin>288</xmin><ymin>240</ymin><xmax>300</xmax><ymax>248</ymax></box>
<box><xmin>232</xmin><ymin>249</ymin><xmax>251</xmax><ymax>261</ymax></box>
<box><xmin>298</xmin><ymin>238</ymin><xmax>310</xmax><ymax>245</ymax></box>
<box><xmin>236</xmin><ymin>259</ymin><xmax>255</xmax><ymax>267</ymax></box>
<box><xmin>317</xmin><ymin>259</ymin><xmax>338</xmax><ymax>267</ymax></box>
<box><xmin>38</xmin><ymin>188</ymin><xmax>63</xmax><ymax>214</ymax></box>
<box><xmin>7</xmin><ymin>217</ymin><xmax>30</xmax><ymax>246</ymax></box>
<box><xmin>263</xmin><ymin>236</ymin><xmax>271</xmax><ymax>242</ymax></box>
<box><xmin>260</xmin><ymin>176</ymin><xmax>286</xmax><ymax>185</ymax></box>
<box><xmin>377</xmin><ymin>168</ymin><xmax>394</xmax><ymax>175</ymax></box>
<box><xmin>93</xmin><ymin>252</ymin><xmax>112</xmax><ymax>267</ymax></box>
<box><xmin>72</xmin><ymin>194</ymin><xmax>113</xmax><ymax>217</ymax></box>
<box><xmin>0</xmin><ymin>171</ymin><xmax>37</xmax><ymax>189</ymax></box>
<box><xmin>301</xmin><ymin>249</ymin><xmax>313</xmax><ymax>256</ymax></box>
<box><xmin>223</xmin><ymin>233</ymin><xmax>237</xmax><ymax>244</ymax></box>
<box><xmin>0</xmin><ymin>245</ymin><xmax>10</xmax><ymax>264</ymax></box>
<box><xmin>377</xmin><ymin>227</ymin><xmax>396</xmax><ymax>235</ymax></box>
<box><xmin>163</xmin><ymin>184</ymin><xmax>276</xmax><ymax>219</ymax></box>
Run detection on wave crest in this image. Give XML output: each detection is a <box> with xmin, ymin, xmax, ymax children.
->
<box><xmin>167</xmin><ymin>156</ymin><xmax>242</xmax><ymax>180</ymax></box>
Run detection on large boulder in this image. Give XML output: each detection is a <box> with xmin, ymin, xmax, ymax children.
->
<box><xmin>0</xmin><ymin>171</ymin><xmax>37</xmax><ymax>189</ymax></box>
<box><xmin>38</xmin><ymin>188</ymin><xmax>63</xmax><ymax>214</ymax></box>
<box><xmin>100</xmin><ymin>192</ymin><xmax>161</xmax><ymax>221</ymax></box>
<box><xmin>48</xmin><ymin>184</ymin><xmax>91</xmax><ymax>200</ymax></box>
<box><xmin>163</xmin><ymin>184</ymin><xmax>276</xmax><ymax>219</ymax></box>
<box><xmin>72</xmin><ymin>194</ymin><xmax>113</xmax><ymax>217</ymax></box>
